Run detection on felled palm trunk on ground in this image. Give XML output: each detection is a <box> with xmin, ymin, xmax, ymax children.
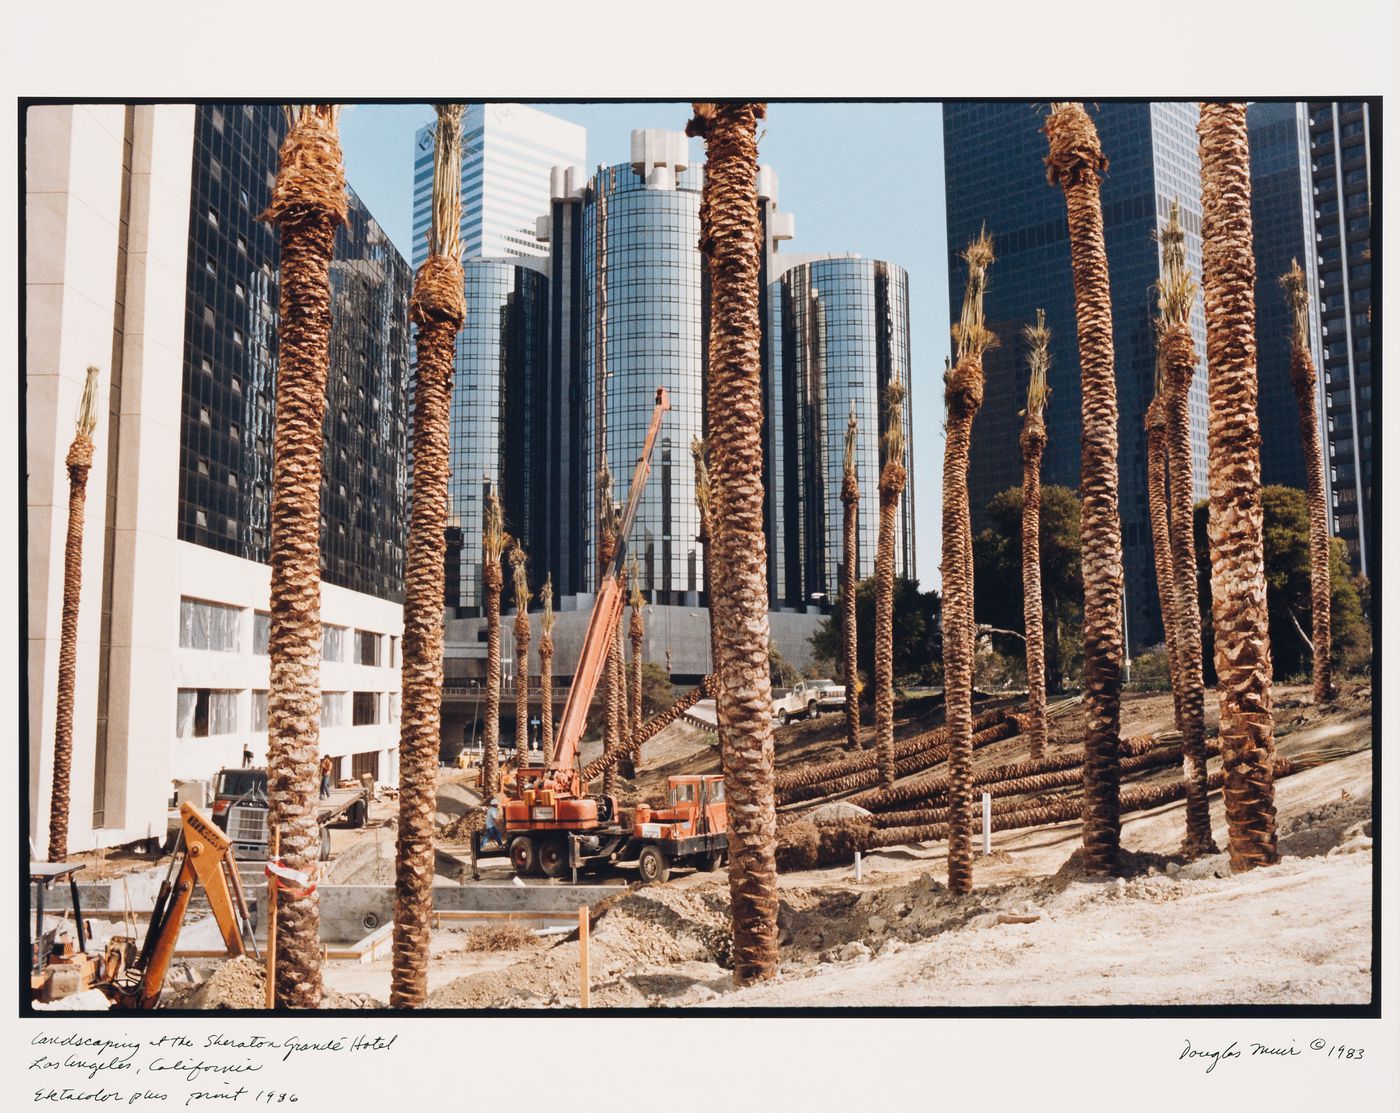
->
<box><xmin>1198</xmin><ymin>103</ymin><xmax>1278</xmax><ymax>871</ymax></box>
<box><xmin>47</xmin><ymin>365</ymin><xmax>101</xmax><ymax>863</ymax></box>
<box><xmin>1045</xmin><ymin>102</ymin><xmax>1125</xmax><ymax>876</ymax></box>
<box><xmin>1280</xmin><ymin>260</ymin><xmax>1334</xmax><ymax>704</ymax></box>
<box><xmin>481</xmin><ymin>490</ymin><xmax>506</xmax><ymax>799</ymax></box>
<box><xmin>582</xmin><ymin>677</ymin><xmax>713</xmax><ymax>783</ymax></box>
<box><xmin>1156</xmin><ymin>200</ymin><xmax>1216</xmax><ymax>858</ymax></box>
<box><xmin>391</xmin><ymin>104</ymin><xmax>466</xmax><ymax>1009</ymax></box>
<box><xmin>1020</xmin><ymin>313</ymin><xmax>1051</xmax><ymax>761</ymax></box>
<box><xmin>841</xmin><ymin>406</ymin><xmax>862</xmax><ymax>750</ymax></box>
<box><xmin>874</xmin><ymin>380</ymin><xmax>907</xmax><ymax>788</ymax></box>
<box><xmin>260</xmin><ymin>105</ymin><xmax>349</xmax><ymax>1008</ymax></box>
<box><xmin>510</xmin><ymin>546</ymin><xmax>531</xmax><ymax>767</ymax></box>
<box><xmin>539</xmin><ymin>576</ymin><xmax>555</xmax><ymax>756</ymax></box>
<box><xmin>942</xmin><ymin>231</ymin><xmax>995</xmax><ymax>895</ymax></box>
<box><xmin>1145</xmin><ymin>390</ymin><xmax>1182</xmax><ymax>715</ymax></box>
<box><xmin>688</xmin><ymin>101</ymin><xmax>779</xmax><ymax>985</ymax></box>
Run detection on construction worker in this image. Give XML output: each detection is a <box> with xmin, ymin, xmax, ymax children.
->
<box><xmin>483</xmin><ymin>795</ymin><xmax>504</xmax><ymax>851</ymax></box>
<box><xmin>319</xmin><ymin>755</ymin><xmax>333</xmax><ymax>800</ymax></box>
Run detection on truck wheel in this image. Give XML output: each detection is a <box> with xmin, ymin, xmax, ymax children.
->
<box><xmin>538</xmin><ymin>836</ymin><xmax>569</xmax><ymax>879</ymax></box>
<box><xmin>347</xmin><ymin>799</ymin><xmax>368</xmax><ymax>829</ymax></box>
<box><xmin>698</xmin><ymin>849</ymin><xmax>723</xmax><ymax>872</ymax></box>
<box><xmin>779</xmin><ymin>709</ymin><xmax>789</xmax><ymax>726</ymax></box>
<box><xmin>509</xmin><ymin>836</ymin><xmax>537</xmax><ymax>876</ymax></box>
<box><xmin>319</xmin><ymin>826</ymin><xmax>332</xmax><ymax>861</ymax></box>
<box><xmin>637</xmin><ymin>845</ymin><xmax>670</xmax><ymax>885</ymax></box>
<box><xmin>807</xmin><ymin>700</ymin><xmax>818</xmax><ymax>719</ymax></box>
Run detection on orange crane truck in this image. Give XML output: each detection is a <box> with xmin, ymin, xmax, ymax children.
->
<box><xmin>499</xmin><ymin>387</ymin><xmax>730</xmax><ymax>883</ymax></box>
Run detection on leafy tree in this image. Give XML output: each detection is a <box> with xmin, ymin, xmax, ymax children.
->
<box><xmin>640</xmin><ymin>661</ymin><xmax>677</xmax><ymax>717</ymax></box>
<box><xmin>810</xmin><ymin>577</ymin><xmax>941</xmax><ymax>697</ymax></box>
<box><xmin>1194</xmin><ymin>485</ymin><xmax>1370</xmax><ymax>683</ymax></box>
<box><xmin>972</xmin><ymin>484</ymin><xmax>1083</xmax><ymax>691</ymax></box>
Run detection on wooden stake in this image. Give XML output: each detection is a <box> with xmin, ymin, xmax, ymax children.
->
<box><xmin>265</xmin><ymin>825</ymin><xmax>278</xmax><ymax>1010</ymax></box>
<box><xmin>982</xmin><ymin>792</ymin><xmax>992</xmax><ymax>856</ymax></box>
<box><xmin>578</xmin><ymin>905</ymin><xmax>589</xmax><ymax>1009</ymax></box>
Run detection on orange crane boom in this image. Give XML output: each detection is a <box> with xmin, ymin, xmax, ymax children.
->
<box><xmin>546</xmin><ymin>386</ymin><xmax>670</xmax><ymax>790</ymax></box>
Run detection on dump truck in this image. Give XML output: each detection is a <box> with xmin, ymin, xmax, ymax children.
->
<box><xmin>210</xmin><ymin>766</ymin><xmax>372</xmax><ymax>861</ymax></box>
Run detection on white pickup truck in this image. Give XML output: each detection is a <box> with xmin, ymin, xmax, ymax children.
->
<box><xmin>773</xmin><ymin>678</ymin><xmax>846</xmax><ymax>724</ymax></box>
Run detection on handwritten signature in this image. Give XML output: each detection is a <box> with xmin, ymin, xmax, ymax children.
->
<box><xmin>1180</xmin><ymin>1039</ymin><xmax>1365</xmax><ymax>1073</ymax></box>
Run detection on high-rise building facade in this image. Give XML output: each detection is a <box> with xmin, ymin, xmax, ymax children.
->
<box><xmin>27</xmin><ymin>103</ymin><xmax>409</xmax><ymax>854</ymax></box>
<box><xmin>1306</xmin><ymin>101</ymin><xmax>1373</xmax><ymax>575</ymax></box>
<box><xmin>768</xmin><ymin>256</ymin><xmax>915</xmax><ymax>607</ymax></box>
<box><xmin>412</xmin><ymin>103</ymin><xmax>586</xmax><ymax>267</ymax></box>
<box><xmin>1248</xmin><ymin>102</ymin><xmax>1329</xmax><ymax>503</ymax></box>
<box><xmin>942</xmin><ymin>101</ymin><xmax>1211</xmax><ymax>655</ymax></box>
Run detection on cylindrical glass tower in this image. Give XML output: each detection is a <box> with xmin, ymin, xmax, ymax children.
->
<box><xmin>770</xmin><ymin>257</ymin><xmax>915</xmax><ymax>606</ymax></box>
<box><xmin>579</xmin><ymin>155</ymin><xmax>706</xmax><ymax>604</ymax></box>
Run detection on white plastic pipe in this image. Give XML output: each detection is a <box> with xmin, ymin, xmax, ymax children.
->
<box><xmin>854</xmin><ymin>851</ymin><xmax>862</xmax><ymax>882</ymax></box>
<box><xmin>982</xmin><ymin>792</ymin><xmax>992</xmax><ymax>856</ymax></box>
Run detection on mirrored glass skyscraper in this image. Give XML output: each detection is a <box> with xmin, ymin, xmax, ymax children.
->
<box><xmin>942</xmin><ymin>101</ymin><xmax>1211</xmax><ymax>655</ymax></box>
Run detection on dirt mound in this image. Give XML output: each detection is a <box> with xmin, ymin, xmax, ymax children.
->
<box><xmin>776</xmin><ymin>820</ymin><xmax>821</xmax><ymax>870</ymax></box>
<box><xmin>464</xmin><ymin>924</ymin><xmax>538</xmax><ymax>952</ymax></box>
<box><xmin>436</xmin><ymin>776</ymin><xmax>481</xmax><ymax>825</ymax></box>
<box><xmin>808</xmin><ymin>801</ymin><xmax>873</xmax><ymax>826</ymax></box>
<box><xmin>325</xmin><ymin>832</ymin><xmax>397</xmax><ymax>884</ymax></box>
<box><xmin>166</xmin><ymin>956</ymin><xmax>383</xmax><ymax>1010</ymax></box>
<box><xmin>440</xmin><ymin>808</ymin><xmax>485</xmax><ymax>843</ymax></box>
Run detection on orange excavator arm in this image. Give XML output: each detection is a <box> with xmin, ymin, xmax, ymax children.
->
<box><xmin>548</xmin><ymin>387</ymin><xmax>670</xmax><ymax>784</ymax></box>
<box><xmin>125</xmin><ymin>803</ymin><xmax>248</xmax><ymax>1009</ymax></box>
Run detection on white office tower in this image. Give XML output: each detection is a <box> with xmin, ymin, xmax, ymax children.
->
<box><xmin>412</xmin><ymin>103</ymin><xmax>586</xmax><ymax>266</ymax></box>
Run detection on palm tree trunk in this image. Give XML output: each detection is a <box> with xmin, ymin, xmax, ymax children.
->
<box><xmin>1198</xmin><ymin>102</ymin><xmax>1278</xmax><ymax>871</ymax></box>
<box><xmin>1157</xmin><ymin>200</ymin><xmax>1216</xmax><ymax>858</ymax></box>
<box><xmin>48</xmin><ymin>367</ymin><xmax>99</xmax><ymax>863</ymax></box>
<box><xmin>511</xmin><ymin>547</ymin><xmax>531</xmax><ymax>767</ymax></box>
<box><xmin>1020</xmin><ymin>313</ymin><xmax>1050</xmax><ymax>760</ymax></box>
<box><xmin>943</xmin><ymin>231</ymin><xmax>994</xmax><ymax>895</ymax></box>
<box><xmin>1281</xmin><ymin>261</ymin><xmax>1334</xmax><ymax>704</ymax></box>
<box><xmin>481</xmin><ymin>489</ymin><xmax>506</xmax><ymax>800</ymax></box>
<box><xmin>841</xmin><ymin>407</ymin><xmax>862</xmax><ymax>750</ymax></box>
<box><xmin>688</xmin><ymin>101</ymin><xmax>778</xmax><ymax>985</ymax></box>
<box><xmin>874</xmin><ymin>382</ymin><xmax>906</xmax><ymax>788</ymax></box>
<box><xmin>598</xmin><ymin>503</ymin><xmax>620</xmax><ymax>798</ymax></box>
<box><xmin>390</xmin><ymin>106</ymin><xmax>467</xmax><ymax>1009</ymax></box>
<box><xmin>540</xmin><ymin>576</ymin><xmax>555</xmax><ymax>757</ymax></box>
<box><xmin>259</xmin><ymin>104</ymin><xmax>349</xmax><ymax>1008</ymax></box>
<box><xmin>1145</xmin><ymin>395</ymin><xmax>1182</xmax><ymax>714</ymax></box>
<box><xmin>1046</xmin><ymin>102</ymin><xmax>1125</xmax><ymax>876</ymax></box>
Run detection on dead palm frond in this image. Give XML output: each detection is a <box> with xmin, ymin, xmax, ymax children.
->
<box><xmin>628</xmin><ymin>553</ymin><xmax>643</xmax><ymax>608</ymax></box>
<box><xmin>690</xmin><ymin>436</ymin><xmax>711</xmax><ymax>517</ymax></box>
<box><xmin>883</xmin><ymin>379</ymin><xmax>907</xmax><ymax>467</ymax></box>
<box><xmin>1022</xmin><ymin>309</ymin><xmax>1052</xmax><ymax>418</ymax></box>
<box><xmin>1279</xmin><ymin>258</ymin><xmax>1311</xmax><ymax>350</ymax></box>
<box><xmin>483</xmin><ymin>484</ymin><xmax>507</xmax><ymax>564</ymax></box>
<box><xmin>1155</xmin><ymin>199</ymin><xmax>1196</xmax><ymax>330</ymax></box>
<box><xmin>844</xmin><ymin>403</ymin><xmax>858</xmax><ymax>478</ymax></box>
<box><xmin>509</xmin><ymin>543</ymin><xmax>530</xmax><ymax>612</ymax></box>
<box><xmin>76</xmin><ymin>365</ymin><xmax>100</xmax><ymax>437</ymax></box>
<box><xmin>952</xmin><ymin>227</ymin><xmax>997</xmax><ymax>361</ymax></box>
<box><xmin>541</xmin><ymin>574</ymin><xmax>555</xmax><ymax>636</ymax></box>
<box><xmin>428</xmin><ymin>104</ymin><xmax>465</xmax><ymax>262</ymax></box>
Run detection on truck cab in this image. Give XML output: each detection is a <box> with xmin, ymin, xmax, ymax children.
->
<box><xmin>772</xmin><ymin>678</ymin><xmax>847</xmax><ymax>724</ymax></box>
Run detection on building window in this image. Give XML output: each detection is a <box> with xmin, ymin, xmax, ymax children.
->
<box><xmin>356</xmin><ymin>630</ymin><xmax>382</xmax><ymax>667</ymax></box>
<box><xmin>179</xmin><ymin>598</ymin><xmax>242</xmax><ymax>652</ymax></box>
<box><xmin>389</xmin><ymin>636</ymin><xmax>400</xmax><ymax>668</ymax></box>
<box><xmin>323</xmin><ymin>624</ymin><xmax>347</xmax><ymax>662</ymax></box>
<box><xmin>321</xmin><ymin>692</ymin><xmax>345</xmax><ymax>728</ymax></box>
<box><xmin>253</xmin><ymin>611</ymin><xmax>271</xmax><ymax>655</ymax></box>
<box><xmin>389</xmin><ymin>693</ymin><xmax>400</xmax><ymax>723</ymax></box>
<box><xmin>251</xmin><ymin>690</ymin><xmax>268</xmax><ymax>732</ymax></box>
<box><xmin>176</xmin><ymin>688</ymin><xmax>239</xmax><ymax>738</ymax></box>
<box><xmin>353</xmin><ymin>691</ymin><xmax>380</xmax><ymax>726</ymax></box>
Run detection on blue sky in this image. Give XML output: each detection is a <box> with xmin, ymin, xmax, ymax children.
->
<box><xmin>339</xmin><ymin>101</ymin><xmax>949</xmax><ymax>590</ymax></box>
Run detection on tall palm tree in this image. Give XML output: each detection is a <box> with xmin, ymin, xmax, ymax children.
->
<box><xmin>47</xmin><ymin>364</ymin><xmax>100</xmax><ymax>862</ymax></box>
<box><xmin>1156</xmin><ymin>200</ymin><xmax>1216</xmax><ymax>857</ymax></box>
<box><xmin>1020</xmin><ymin>313</ymin><xmax>1051</xmax><ymax>761</ymax></box>
<box><xmin>628</xmin><ymin>554</ymin><xmax>644</xmax><ymax>748</ymax></box>
<box><xmin>390</xmin><ymin>103</ymin><xmax>466</xmax><ymax>1009</ymax></box>
<box><xmin>840</xmin><ymin>405</ymin><xmax>863</xmax><ymax>750</ymax></box>
<box><xmin>481</xmin><ymin>487</ymin><xmax>507</xmax><ymax>799</ymax></box>
<box><xmin>874</xmin><ymin>379</ymin><xmax>907</xmax><ymax>788</ymax></box>
<box><xmin>943</xmin><ymin>230</ymin><xmax>995</xmax><ymax>895</ymax></box>
<box><xmin>1198</xmin><ymin>103</ymin><xmax>1278</xmax><ymax>871</ymax></box>
<box><xmin>539</xmin><ymin>575</ymin><xmax>555</xmax><ymax>756</ymax></box>
<box><xmin>510</xmin><ymin>545</ymin><xmax>532</xmax><ymax>767</ymax></box>
<box><xmin>687</xmin><ymin>101</ymin><xmax>778</xmax><ymax>984</ymax></box>
<box><xmin>260</xmin><ymin>104</ymin><xmax>349</xmax><ymax>1008</ymax></box>
<box><xmin>1045</xmin><ymin>102</ymin><xmax>1125</xmax><ymax>876</ymax></box>
<box><xmin>1144</xmin><ymin>370</ymin><xmax>1182</xmax><ymax>716</ymax></box>
<box><xmin>1280</xmin><ymin>260</ymin><xmax>1335</xmax><ymax>703</ymax></box>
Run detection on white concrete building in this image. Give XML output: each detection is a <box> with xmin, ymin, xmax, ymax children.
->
<box><xmin>26</xmin><ymin>105</ymin><xmax>406</xmax><ymax>856</ymax></box>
